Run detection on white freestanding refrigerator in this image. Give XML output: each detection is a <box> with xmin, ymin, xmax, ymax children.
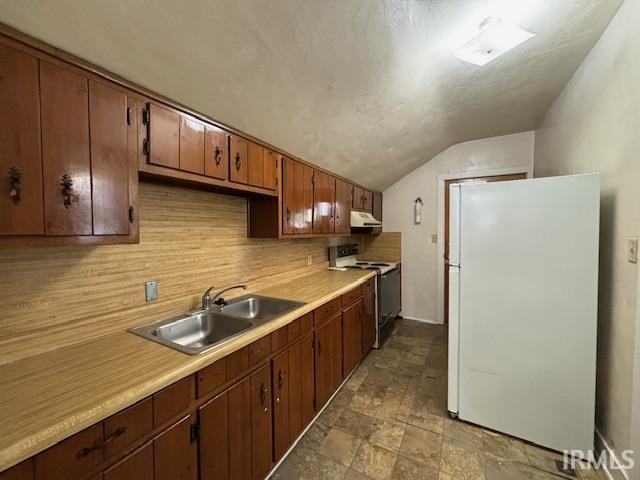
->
<box><xmin>447</xmin><ymin>173</ymin><xmax>599</xmax><ymax>453</ymax></box>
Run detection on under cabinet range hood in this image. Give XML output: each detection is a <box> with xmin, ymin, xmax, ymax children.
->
<box><xmin>350</xmin><ymin>211</ymin><xmax>382</xmax><ymax>228</ymax></box>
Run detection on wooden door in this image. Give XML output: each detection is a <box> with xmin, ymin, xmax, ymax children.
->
<box><xmin>89</xmin><ymin>81</ymin><xmax>130</xmax><ymax>235</ymax></box>
<box><xmin>333</xmin><ymin>179</ymin><xmax>351</xmax><ymax>235</ymax></box>
<box><xmin>342</xmin><ymin>300</ymin><xmax>363</xmax><ymax>377</ymax></box>
<box><xmin>228</xmin><ymin>377</ymin><xmax>251</xmax><ymax>480</ymax></box>
<box><xmin>250</xmin><ymin>364</ymin><xmax>273</xmax><ymax>480</ymax></box>
<box><xmin>315</xmin><ymin>314</ymin><xmax>343</xmax><ymax>409</ymax></box>
<box><xmin>288</xmin><ymin>333</ymin><xmax>315</xmax><ymax>440</ymax></box>
<box><xmin>179</xmin><ymin>116</ymin><xmax>205</xmax><ymax>174</ymax></box>
<box><xmin>262</xmin><ymin>150</ymin><xmax>278</xmax><ymax>190</ymax></box>
<box><xmin>40</xmin><ymin>61</ymin><xmax>92</xmax><ymax>236</ymax></box>
<box><xmin>372</xmin><ymin>192</ymin><xmax>382</xmax><ymax>234</ymax></box>
<box><xmin>229</xmin><ymin>135</ymin><xmax>248</xmax><ymax>184</ymax></box>
<box><xmin>272</xmin><ymin>350</ymin><xmax>290</xmax><ymax>461</ymax></box>
<box><xmin>204</xmin><ymin>126</ymin><xmax>228</xmax><ymax>180</ymax></box>
<box><xmin>282</xmin><ymin>158</ymin><xmax>313</xmax><ymax>235</ymax></box>
<box><xmin>362</xmin><ymin>190</ymin><xmax>373</xmax><ymax>212</ymax></box>
<box><xmin>247</xmin><ymin>142</ymin><xmax>264</xmax><ymax>188</ymax></box>
<box><xmin>362</xmin><ymin>279</ymin><xmax>376</xmax><ymax>353</ymax></box>
<box><xmin>0</xmin><ymin>44</ymin><xmax>43</xmax><ymax>236</ymax></box>
<box><xmin>148</xmin><ymin>103</ymin><xmax>179</xmax><ymax>169</ymax></box>
<box><xmin>312</xmin><ymin>171</ymin><xmax>335</xmax><ymax>234</ymax></box>
<box><xmin>153</xmin><ymin>415</ymin><xmax>198</xmax><ymax>480</ymax></box>
<box><xmin>103</xmin><ymin>443</ymin><xmax>153</xmax><ymax>480</ymax></box>
<box><xmin>443</xmin><ymin>173</ymin><xmax>527</xmax><ymax>322</ymax></box>
<box><xmin>199</xmin><ymin>391</ymin><xmax>229</xmax><ymax>480</ymax></box>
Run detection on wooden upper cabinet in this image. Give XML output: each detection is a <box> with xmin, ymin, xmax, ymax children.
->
<box><xmin>363</xmin><ymin>190</ymin><xmax>373</xmax><ymax>212</ymax></box>
<box><xmin>372</xmin><ymin>191</ymin><xmax>382</xmax><ymax>233</ymax></box>
<box><xmin>262</xmin><ymin>150</ymin><xmax>278</xmax><ymax>191</ymax></box>
<box><xmin>352</xmin><ymin>186</ymin><xmax>372</xmax><ymax>212</ymax></box>
<box><xmin>247</xmin><ymin>142</ymin><xmax>264</xmax><ymax>188</ymax></box>
<box><xmin>229</xmin><ymin>135</ymin><xmax>248</xmax><ymax>184</ymax></box>
<box><xmin>40</xmin><ymin>61</ymin><xmax>92</xmax><ymax>236</ymax></box>
<box><xmin>88</xmin><ymin>81</ymin><xmax>131</xmax><ymax>235</ymax></box>
<box><xmin>204</xmin><ymin>126</ymin><xmax>228</xmax><ymax>180</ymax></box>
<box><xmin>282</xmin><ymin>158</ymin><xmax>313</xmax><ymax>235</ymax></box>
<box><xmin>0</xmin><ymin>44</ymin><xmax>43</xmax><ymax>236</ymax></box>
<box><xmin>147</xmin><ymin>103</ymin><xmax>180</xmax><ymax>169</ymax></box>
<box><xmin>179</xmin><ymin>116</ymin><xmax>205</xmax><ymax>175</ymax></box>
<box><xmin>312</xmin><ymin>171</ymin><xmax>335</xmax><ymax>235</ymax></box>
<box><xmin>334</xmin><ymin>179</ymin><xmax>352</xmax><ymax>235</ymax></box>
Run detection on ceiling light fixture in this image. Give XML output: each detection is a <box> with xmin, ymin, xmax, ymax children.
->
<box><xmin>453</xmin><ymin>17</ymin><xmax>535</xmax><ymax>66</ymax></box>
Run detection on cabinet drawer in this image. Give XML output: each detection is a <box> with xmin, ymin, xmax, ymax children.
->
<box><xmin>313</xmin><ymin>297</ymin><xmax>342</xmax><ymax>326</ymax></box>
<box><xmin>287</xmin><ymin>312</ymin><xmax>313</xmax><ymax>343</ymax></box>
<box><xmin>35</xmin><ymin>423</ymin><xmax>103</xmax><ymax>480</ymax></box>
<box><xmin>197</xmin><ymin>357</ymin><xmax>227</xmax><ymax>398</ymax></box>
<box><xmin>248</xmin><ymin>336</ymin><xmax>271</xmax><ymax>367</ymax></box>
<box><xmin>153</xmin><ymin>376</ymin><xmax>195</xmax><ymax>427</ymax></box>
<box><xmin>0</xmin><ymin>459</ymin><xmax>33</xmax><ymax>480</ymax></box>
<box><xmin>103</xmin><ymin>397</ymin><xmax>153</xmax><ymax>459</ymax></box>
<box><xmin>270</xmin><ymin>325</ymin><xmax>289</xmax><ymax>352</ymax></box>
<box><xmin>226</xmin><ymin>346</ymin><xmax>249</xmax><ymax>380</ymax></box>
<box><xmin>362</xmin><ymin>278</ymin><xmax>375</xmax><ymax>296</ymax></box>
<box><xmin>341</xmin><ymin>285</ymin><xmax>362</xmax><ymax>309</ymax></box>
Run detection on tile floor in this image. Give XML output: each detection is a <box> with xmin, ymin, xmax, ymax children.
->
<box><xmin>270</xmin><ymin>319</ymin><xmax>604</xmax><ymax>480</ymax></box>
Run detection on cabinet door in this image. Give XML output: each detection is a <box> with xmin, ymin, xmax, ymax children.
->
<box><xmin>333</xmin><ymin>179</ymin><xmax>351</xmax><ymax>235</ymax></box>
<box><xmin>262</xmin><ymin>150</ymin><xmax>278</xmax><ymax>191</ymax></box>
<box><xmin>362</xmin><ymin>190</ymin><xmax>373</xmax><ymax>212</ymax></box>
<box><xmin>199</xmin><ymin>392</ymin><xmax>229</xmax><ymax>480</ymax></box>
<box><xmin>89</xmin><ymin>81</ymin><xmax>131</xmax><ymax>235</ymax></box>
<box><xmin>148</xmin><ymin>103</ymin><xmax>179</xmax><ymax>169</ymax></box>
<box><xmin>289</xmin><ymin>333</ymin><xmax>315</xmax><ymax>440</ymax></box>
<box><xmin>281</xmin><ymin>157</ymin><xmax>295</xmax><ymax>235</ymax></box>
<box><xmin>362</xmin><ymin>279</ymin><xmax>377</xmax><ymax>354</ymax></box>
<box><xmin>228</xmin><ymin>377</ymin><xmax>251</xmax><ymax>480</ymax></box>
<box><xmin>315</xmin><ymin>314</ymin><xmax>343</xmax><ymax>409</ymax></box>
<box><xmin>179</xmin><ymin>116</ymin><xmax>205</xmax><ymax>174</ymax></box>
<box><xmin>153</xmin><ymin>414</ymin><xmax>198</xmax><ymax>480</ymax></box>
<box><xmin>372</xmin><ymin>192</ymin><xmax>382</xmax><ymax>234</ymax></box>
<box><xmin>0</xmin><ymin>44</ymin><xmax>43</xmax><ymax>235</ymax></box>
<box><xmin>103</xmin><ymin>443</ymin><xmax>153</xmax><ymax>480</ymax></box>
<box><xmin>0</xmin><ymin>459</ymin><xmax>33</xmax><ymax>480</ymax></box>
<box><xmin>343</xmin><ymin>300</ymin><xmax>363</xmax><ymax>377</ymax></box>
<box><xmin>204</xmin><ymin>126</ymin><xmax>228</xmax><ymax>180</ymax></box>
<box><xmin>247</xmin><ymin>142</ymin><xmax>264</xmax><ymax>188</ymax></box>
<box><xmin>272</xmin><ymin>350</ymin><xmax>290</xmax><ymax>461</ymax></box>
<box><xmin>229</xmin><ymin>135</ymin><xmax>248</xmax><ymax>184</ymax></box>
<box><xmin>40</xmin><ymin>61</ymin><xmax>92</xmax><ymax>236</ymax></box>
<box><xmin>250</xmin><ymin>364</ymin><xmax>273</xmax><ymax>480</ymax></box>
<box><xmin>312</xmin><ymin>171</ymin><xmax>335</xmax><ymax>234</ymax></box>
<box><xmin>352</xmin><ymin>186</ymin><xmax>364</xmax><ymax>210</ymax></box>
<box><xmin>282</xmin><ymin>158</ymin><xmax>313</xmax><ymax>235</ymax></box>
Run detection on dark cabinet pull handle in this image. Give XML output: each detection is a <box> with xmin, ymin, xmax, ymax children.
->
<box><xmin>60</xmin><ymin>174</ymin><xmax>74</xmax><ymax>208</ymax></box>
<box><xmin>260</xmin><ymin>382</ymin><xmax>268</xmax><ymax>405</ymax></box>
<box><xmin>318</xmin><ymin>341</ymin><xmax>323</xmax><ymax>354</ymax></box>
<box><xmin>285</xmin><ymin>207</ymin><xmax>291</xmax><ymax>221</ymax></box>
<box><xmin>77</xmin><ymin>426</ymin><xmax>126</xmax><ymax>458</ymax></box>
<box><xmin>278</xmin><ymin>369</ymin><xmax>285</xmax><ymax>389</ymax></box>
<box><xmin>215</xmin><ymin>145</ymin><xmax>222</xmax><ymax>165</ymax></box>
<box><xmin>235</xmin><ymin>152</ymin><xmax>241</xmax><ymax>170</ymax></box>
<box><xmin>8</xmin><ymin>166</ymin><xmax>22</xmax><ymax>205</ymax></box>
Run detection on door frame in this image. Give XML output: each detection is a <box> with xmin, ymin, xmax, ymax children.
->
<box><xmin>435</xmin><ymin>166</ymin><xmax>532</xmax><ymax>324</ymax></box>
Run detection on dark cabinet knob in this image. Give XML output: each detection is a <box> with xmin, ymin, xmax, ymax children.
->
<box><xmin>285</xmin><ymin>207</ymin><xmax>291</xmax><ymax>221</ymax></box>
<box><xmin>60</xmin><ymin>174</ymin><xmax>74</xmax><ymax>208</ymax></box>
<box><xmin>260</xmin><ymin>383</ymin><xmax>268</xmax><ymax>404</ymax></box>
<box><xmin>235</xmin><ymin>152</ymin><xmax>241</xmax><ymax>170</ymax></box>
<box><xmin>8</xmin><ymin>166</ymin><xmax>22</xmax><ymax>205</ymax></box>
<box><xmin>215</xmin><ymin>145</ymin><xmax>222</xmax><ymax>165</ymax></box>
<box><xmin>278</xmin><ymin>369</ymin><xmax>285</xmax><ymax>389</ymax></box>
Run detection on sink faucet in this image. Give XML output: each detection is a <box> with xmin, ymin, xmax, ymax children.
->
<box><xmin>202</xmin><ymin>284</ymin><xmax>248</xmax><ymax>310</ymax></box>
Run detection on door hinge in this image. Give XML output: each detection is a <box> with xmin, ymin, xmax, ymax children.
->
<box><xmin>142</xmin><ymin>138</ymin><xmax>149</xmax><ymax>156</ymax></box>
<box><xmin>142</xmin><ymin>104</ymin><xmax>150</xmax><ymax>125</ymax></box>
<box><xmin>126</xmin><ymin>107</ymin><xmax>132</xmax><ymax>126</ymax></box>
<box><xmin>128</xmin><ymin>206</ymin><xmax>134</xmax><ymax>223</ymax></box>
<box><xmin>190</xmin><ymin>421</ymin><xmax>200</xmax><ymax>443</ymax></box>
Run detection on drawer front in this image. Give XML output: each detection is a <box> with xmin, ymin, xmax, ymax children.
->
<box><xmin>287</xmin><ymin>312</ymin><xmax>312</xmax><ymax>343</ymax></box>
<box><xmin>341</xmin><ymin>285</ymin><xmax>362</xmax><ymax>309</ymax></box>
<box><xmin>153</xmin><ymin>376</ymin><xmax>195</xmax><ymax>427</ymax></box>
<box><xmin>226</xmin><ymin>346</ymin><xmax>249</xmax><ymax>379</ymax></box>
<box><xmin>270</xmin><ymin>325</ymin><xmax>289</xmax><ymax>352</ymax></box>
<box><xmin>104</xmin><ymin>397</ymin><xmax>153</xmax><ymax>459</ymax></box>
<box><xmin>313</xmin><ymin>297</ymin><xmax>342</xmax><ymax>326</ymax></box>
<box><xmin>197</xmin><ymin>357</ymin><xmax>227</xmax><ymax>398</ymax></box>
<box><xmin>362</xmin><ymin>278</ymin><xmax>375</xmax><ymax>296</ymax></box>
<box><xmin>1</xmin><ymin>459</ymin><xmax>33</xmax><ymax>480</ymax></box>
<box><xmin>35</xmin><ymin>423</ymin><xmax>103</xmax><ymax>480</ymax></box>
<box><xmin>248</xmin><ymin>336</ymin><xmax>271</xmax><ymax>366</ymax></box>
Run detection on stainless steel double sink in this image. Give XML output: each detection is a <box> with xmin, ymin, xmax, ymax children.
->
<box><xmin>130</xmin><ymin>295</ymin><xmax>305</xmax><ymax>355</ymax></box>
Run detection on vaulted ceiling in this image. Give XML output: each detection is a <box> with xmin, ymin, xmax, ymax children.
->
<box><xmin>0</xmin><ymin>0</ymin><xmax>623</xmax><ymax>190</ymax></box>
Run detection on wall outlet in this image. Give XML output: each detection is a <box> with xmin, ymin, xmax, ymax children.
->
<box><xmin>431</xmin><ymin>233</ymin><xmax>438</xmax><ymax>244</ymax></box>
<box><xmin>627</xmin><ymin>238</ymin><xmax>638</xmax><ymax>264</ymax></box>
<box><xmin>145</xmin><ymin>281</ymin><xmax>158</xmax><ymax>302</ymax></box>
<box><xmin>307</xmin><ymin>255</ymin><xmax>313</xmax><ymax>266</ymax></box>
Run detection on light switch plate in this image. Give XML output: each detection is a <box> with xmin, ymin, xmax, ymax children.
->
<box><xmin>628</xmin><ymin>238</ymin><xmax>638</xmax><ymax>264</ymax></box>
<box><xmin>431</xmin><ymin>234</ymin><xmax>438</xmax><ymax>244</ymax></box>
<box><xmin>145</xmin><ymin>281</ymin><xmax>158</xmax><ymax>302</ymax></box>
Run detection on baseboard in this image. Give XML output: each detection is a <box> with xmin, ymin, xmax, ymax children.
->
<box><xmin>400</xmin><ymin>315</ymin><xmax>441</xmax><ymax>324</ymax></box>
<box><xmin>595</xmin><ymin>428</ymin><xmax>630</xmax><ymax>480</ymax></box>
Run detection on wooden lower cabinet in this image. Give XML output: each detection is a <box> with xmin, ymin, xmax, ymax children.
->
<box><xmin>314</xmin><ymin>314</ymin><xmax>343</xmax><ymax>409</ymax></box>
<box><xmin>199</xmin><ymin>392</ymin><xmax>229</xmax><ymax>480</ymax></box>
<box><xmin>342</xmin><ymin>300</ymin><xmax>363</xmax><ymax>377</ymax></box>
<box><xmin>272</xmin><ymin>350</ymin><xmax>290</xmax><ymax>461</ymax></box>
<box><xmin>250</xmin><ymin>365</ymin><xmax>273</xmax><ymax>480</ymax></box>
<box><xmin>0</xmin><ymin>459</ymin><xmax>33</xmax><ymax>480</ymax></box>
<box><xmin>103</xmin><ymin>443</ymin><xmax>153</xmax><ymax>480</ymax></box>
<box><xmin>362</xmin><ymin>279</ymin><xmax>377</xmax><ymax>354</ymax></box>
<box><xmin>153</xmin><ymin>414</ymin><xmax>198</xmax><ymax>480</ymax></box>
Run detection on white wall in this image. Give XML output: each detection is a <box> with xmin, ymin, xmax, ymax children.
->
<box><xmin>383</xmin><ymin>131</ymin><xmax>534</xmax><ymax>323</ymax></box>
<box><xmin>534</xmin><ymin>0</ymin><xmax>640</xmax><ymax>474</ymax></box>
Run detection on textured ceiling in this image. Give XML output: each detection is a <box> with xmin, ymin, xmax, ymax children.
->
<box><xmin>0</xmin><ymin>0</ymin><xmax>623</xmax><ymax>190</ymax></box>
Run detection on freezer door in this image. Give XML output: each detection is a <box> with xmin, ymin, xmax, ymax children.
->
<box><xmin>448</xmin><ymin>184</ymin><xmax>461</xmax><ymax>267</ymax></box>
<box><xmin>457</xmin><ymin>174</ymin><xmax>599</xmax><ymax>452</ymax></box>
<box><xmin>447</xmin><ymin>265</ymin><xmax>461</xmax><ymax>414</ymax></box>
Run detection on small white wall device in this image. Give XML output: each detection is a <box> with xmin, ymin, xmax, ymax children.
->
<box><xmin>414</xmin><ymin>197</ymin><xmax>423</xmax><ymax>224</ymax></box>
